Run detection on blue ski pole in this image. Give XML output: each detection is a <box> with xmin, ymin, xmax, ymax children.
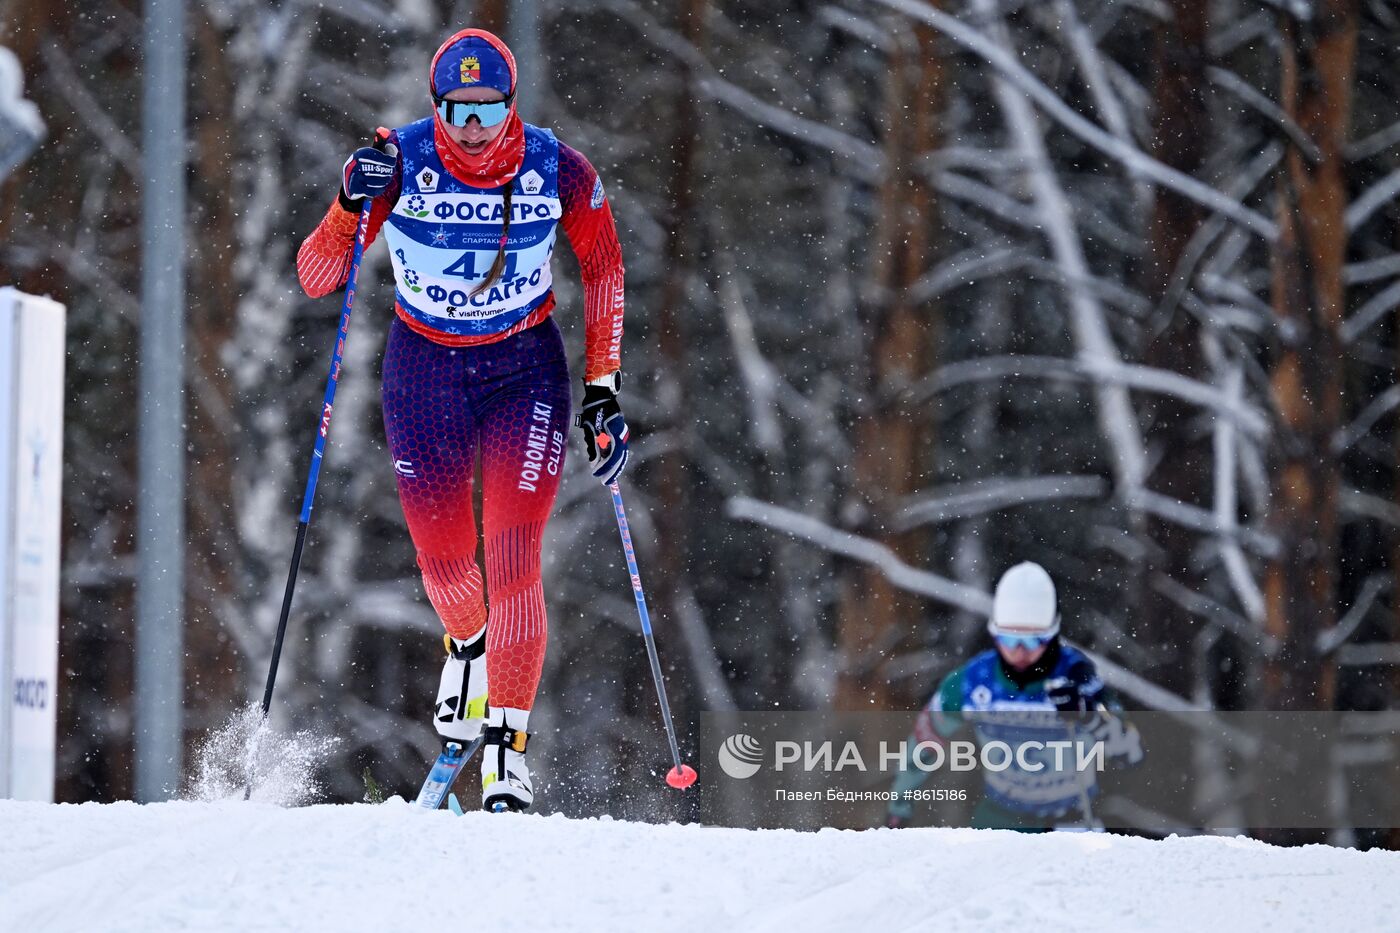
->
<box><xmin>608</xmin><ymin>481</ymin><xmax>697</xmax><ymax>789</ymax></box>
<box><xmin>258</xmin><ymin>197</ymin><xmax>374</xmax><ymax>721</ymax></box>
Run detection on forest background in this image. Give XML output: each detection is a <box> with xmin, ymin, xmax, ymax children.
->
<box><xmin>2</xmin><ymin>0</ymin><xmax>1398</xmax><ymax>844</ymax></box>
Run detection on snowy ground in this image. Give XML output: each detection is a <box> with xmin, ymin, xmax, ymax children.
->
<box><xmin>2</xmin><ymin>800</ymin><xmax>1398</xmax><ymax>932</ymax></box>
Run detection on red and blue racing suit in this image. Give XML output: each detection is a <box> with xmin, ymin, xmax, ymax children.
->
<box><xmin>296</xmin><ymin>119</ymin><xmax>625</xmax><ymax>712</ymax></box>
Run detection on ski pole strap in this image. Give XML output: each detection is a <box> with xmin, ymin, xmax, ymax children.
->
<box><xmin>484</xmin><ymin>725</ymin><xmax>529</xmax><ymax>753</ymax></box>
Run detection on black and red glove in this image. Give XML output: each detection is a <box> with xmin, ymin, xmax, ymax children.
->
<box><xmin>576</xmin><ymin>374</ymin><xmax>629</xmax><ymax>486</ymax></box>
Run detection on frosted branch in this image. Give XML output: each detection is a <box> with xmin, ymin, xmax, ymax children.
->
<box><xmin>896</xmin><ymin>474</ymin><xmax>1108</xmax><ymax>528</ymax></box>
<box><xmin>1340</xmin><ymin>278</ymin><xmax>1400</xmax><ymax>344</ymax></box>
<box><xmin>966</xmin><ymin>0</ymin><xmax>1147</xmax><ymax>495</ymax></box>
<box><xmin>719</xmin><ymin>260</ymin><xmax>784</xmax><ymax>454</ymax></box>
<box><xmin>1334</xmin><ymin>384</ymin><xmax>1400</xmax><ymax>454</ymax></box>
<box><xmin>1318</xmin><ymin>575</ymin><xmax>1390</xmax><ymax>655</ymax></box>
<box><xmin>1345</xmin><ymin>168</ymin><xmax>1400</xmax><ymax>232</ymax></box>
<box><xmin>867</xmin><ymin>0</ymin><xmax>1279</xmax><ymax>240</ymax></box>
<box><xmin>727</xmin><ymin>497</ymin><xmax>993</xmax><ymax>615</ymax></box>
<box><xmin>38</xmin><ymin>42</ymin><xmax>140</xmax><ymax>170</ymax></box>
<box><xmin>922</xmin><ymin>355</ymin><xmax>1271</xmax><ymax>438</ymax></box>
<box><xmin>1207</xmin><ymin>66</ymin><xmax>1320</xmax><ymax>163</ymax></box>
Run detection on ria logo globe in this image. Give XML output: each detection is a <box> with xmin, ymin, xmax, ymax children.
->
<box><xmin>717</xmin><ymin>734</ymin><xmax>764</xmax><ymax>779</ymax></box>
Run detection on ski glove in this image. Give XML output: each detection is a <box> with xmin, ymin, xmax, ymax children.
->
<box><xmin>1046</xmin><ymin>660</ymin><xmax>1105</xmax><ymax>718</ymax></box>
<box><xmin>1046</xmin><ymin>677</ymin><xmax>1092</xmax><ymax>716</ymax></box>
<box><xmin>576</xmin><ymin>378</ymin><xmax>630</xmax><ymax>486</ymax></box>
<box><xmin>341</xmin><ymin>142</ymin><xmax>397</xmax><ymax>202</ymax></box>
<box><xmin>1084</xmin><ymin>711</ymin><xmax>1145</xmax><ymax>767</ymax></box>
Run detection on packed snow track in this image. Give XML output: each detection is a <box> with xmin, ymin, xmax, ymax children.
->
<box><xmin>2</xmin><ymin>800</ymin><xmax>1397</xmax><ymax>931</ymax></box>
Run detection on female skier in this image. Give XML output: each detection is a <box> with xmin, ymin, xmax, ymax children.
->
<box><xmin>296</xmin><ymin>28</ymin><xmax>630</xmax><ymax>812</ymax></box>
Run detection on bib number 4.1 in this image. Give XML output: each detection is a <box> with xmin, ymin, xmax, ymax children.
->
<box><xmin>442</xmin><ymin>250</ymin><xmax>518</xmax><ymax>282</ymax></box>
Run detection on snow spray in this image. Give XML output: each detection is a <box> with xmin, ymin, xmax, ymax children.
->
<box><xmin>187</xmin><ymin>702</ymin><xmax>339</xmax><ymax>806</ymax></box>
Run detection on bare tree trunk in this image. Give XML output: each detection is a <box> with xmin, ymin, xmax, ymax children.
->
<box><xmin>1263</xmin><ymin>0</ymin><xmax>1357</xmax><ymax>712</ymax></box>
<box><xmin>1140</xmin><ymin>0</ymin><xmax>1212</xmax><ymax>699</ymax></box>
<box><xmin>655</xmin><ymin>0</ymin><xmax>706</xmax><ymax>601</ymax></box>
<box><xmin>835</xmin><ymin>17</ymin><xmax>941</xmax><ymax>710</ymax></box>
<box><xmin>627</xmin><ymin>0</ymin><xmax>709</xmax><ymax>818</ymax></box>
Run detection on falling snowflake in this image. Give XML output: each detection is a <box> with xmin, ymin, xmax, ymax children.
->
<box><xmin>430</xmin><ymin>225</ymin><xmax>451</xmax><ymax>246</ymax></box>
<box><xmin>543</xmin><ymin>157</ymin><xmax>558</xmax><ymax>174</ymax></box>
<box><xmin>526</xmin><ymin>136</ymin><xmax>543</xmax><ymax>154</ymax></box>
<box><xmin>419</xmin><ymin>139</ymin><xmax>436</xmax><ymax>157</ymax></box>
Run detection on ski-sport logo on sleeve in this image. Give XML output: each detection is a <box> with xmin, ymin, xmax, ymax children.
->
<box><xmin>590</xmin><ymin>177</ymin><xmax>605</xmax><ymax>210</ymax></box>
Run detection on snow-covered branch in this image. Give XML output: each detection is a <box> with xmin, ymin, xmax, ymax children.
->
<box><xmin>966</xmin><ymin>0</ymin><xmax>1147</xmax><ymax>496</ymax></box>
<box><xmin>38</xmin><ymin>42</ymin><xmax>140</xmax><ymax>171</ymax></box>
<box><xmin>1333</xmin><ymin>384</ymin><xmax>1400</xmax><ymax>454</ymax></box>
<box><xmin>1207</xmin><ymin>66</ymin><xmax>1319</xmax><ymax>163</ymax></box>
<box><xmin>1150</xmin><ymin>572</ymin><xmax>1281</xmax><ymax>655</ymax></box>
<box><xmin>726</xmin><ymin>497</ymin><xmax>993</xmax><ymax>615</ymax></box>
<box><xmin>1344</xmin><ymin>168</ymin><xmax>1400</xmax><ymax>232</ymax></box>
<box><xmin>895</xmin><ymin>475</ymin><xmax>1108</xmax><ymax>528</ymax></box>
<box><xmin>1340</xmin><ymin>487</ymin><xmax>1400</xmax><ymax>528</ymax></box>
<box><xmin>1340</xmin><ymin>278</ymin><xmax>1400</xmax><ymax>344</ymax></box>
<box><xmin>867</xmin><ymin>0</ymin><xmax>1279</xmax><ymax>240</ymax></box>
<box><xmin>921</xmin><ymin>355</ymin><xmax>1271</xmax><ymax>438</ymax></box>
<box><xmin>1211</xmin><ymin>362</ymin><xmax>1265</xmax><ymax>622</ymax></box>
<box><xmin>1317</xmin><ymin>574</ymin><xmax>1389</xmax><ymax>655</ymax></box>
<box><xmin>1132</xmin><ymin>488</ymin><xmax>1279</xmax><ymax>557</ymax></box>
<box><xmin>591</xmin><ymin>0</ymin><xmax>882</xmax><ymax>176</ymax></box>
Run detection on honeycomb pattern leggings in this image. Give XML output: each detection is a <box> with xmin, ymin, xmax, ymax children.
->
<box><xmin>381</xmin><ymin>314</ymin><xmax>571</xmax><ymax>711</ymax></box>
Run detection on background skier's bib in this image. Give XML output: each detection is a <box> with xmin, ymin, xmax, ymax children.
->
<box><xmin>384</xmin><ymin>119</ymin><xmax>562</xmax><ymax>337</ymax></box>
<box><xmin>939</xmin><ymin>648</ymin><xmax>1101</xmax><ymax>816</ymax></box>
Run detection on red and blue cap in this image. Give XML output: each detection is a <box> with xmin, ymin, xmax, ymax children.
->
<box><xmin>432</xmin><ymin>32</ymin><xmax>514</xmax><ymax>98</ymax></box>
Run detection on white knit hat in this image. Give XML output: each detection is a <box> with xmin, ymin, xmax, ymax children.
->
<box><xmin>988</xmin><ymin>562</ymin><xmax>1059</xmax><ymax>637</ymax></box>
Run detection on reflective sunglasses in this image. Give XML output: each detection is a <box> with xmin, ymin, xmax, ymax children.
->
<box><xmin>994</xmin><ymin>632</ymin><xmax>1052</xmax><ymax>651</ymax></box>
<box><xmin>435</xmin><ymin>94</ymin><xmax>513</xmax><ymax>128</ymax></box>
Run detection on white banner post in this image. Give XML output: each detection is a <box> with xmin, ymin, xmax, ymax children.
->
<box><xmin>0</xmin><ymin>287</ymin><xmax>66</xmax><ymax>802</ymax></box>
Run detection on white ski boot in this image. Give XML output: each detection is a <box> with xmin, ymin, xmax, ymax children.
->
<box><xmin>434</xmin><ymin>628</ymin><xmax>488</xmax><ymax>745</ymax></box>
<box><xmin>481</xmin><ymin>706</ymin><xmax>532</xmax><ymax>812</ymax></box>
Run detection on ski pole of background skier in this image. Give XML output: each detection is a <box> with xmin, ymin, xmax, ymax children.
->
<box><xmin>244</xmin><ymin>198</ymin><xmax>373</xmax><ymax>799</ymax></box>
<box><xmin>608</xmin><ymin>481</ymin><xmax>697</xmax><ymax>789</ymax></box>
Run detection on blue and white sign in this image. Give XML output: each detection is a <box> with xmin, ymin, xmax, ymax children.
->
<box><xmin>0</xmin><ymin>287</ymin><xmax>64</xmax><ymax>802</ymax></box>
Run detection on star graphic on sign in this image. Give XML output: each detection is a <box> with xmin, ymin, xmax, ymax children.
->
<box><xmin>430</xmin><ymin>225</ymin><xmax>451</xmax><ymax>246</ymax></box>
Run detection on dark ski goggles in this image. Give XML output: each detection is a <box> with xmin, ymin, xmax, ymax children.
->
<box><xmin>435</xmin><ymin>94</ymin><xmax>513</xmax><ymax>128</ymax></box>
<box><xmin>994</xmin><ymin>631</ymin><xmax>1053</xmax><ymax>651</ymax></box>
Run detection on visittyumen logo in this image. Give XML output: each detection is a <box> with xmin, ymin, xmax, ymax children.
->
<box><xmin>460</xmin><ymin>56</ymin><xmax>481</xmax><ymax>84</ymax></box>
<box><xmin>717</xmin><ymin>733</ymin><xmax>764</xmax><ymax>779</ymax></box>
